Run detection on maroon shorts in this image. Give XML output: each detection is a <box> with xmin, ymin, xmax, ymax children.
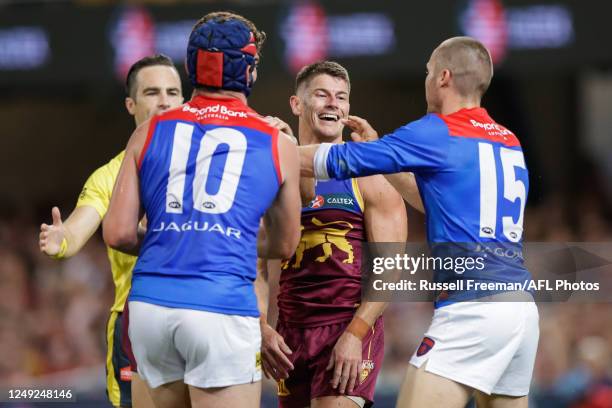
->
<box><xmin>276</xmin><ymin>317</ymin><xmax>384</xmax><ymax>408</ymax></box>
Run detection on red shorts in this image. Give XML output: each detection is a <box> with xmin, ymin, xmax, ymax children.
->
<box><xmin>276</xmin><ymin>317</ymin><xmax>384</xmax><ymax>408</ymax></box>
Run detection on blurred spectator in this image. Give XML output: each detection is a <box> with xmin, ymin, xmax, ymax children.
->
<box><xmin>0</xmin><ymin>208</ymin><xmax>112</xmax><ymax>390</ymax></box>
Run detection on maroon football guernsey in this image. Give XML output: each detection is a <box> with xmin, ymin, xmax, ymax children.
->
<box><xmin>278</xmin><ymin>177</ymin><xmax>365</xmax><ymax>327</ymax></box>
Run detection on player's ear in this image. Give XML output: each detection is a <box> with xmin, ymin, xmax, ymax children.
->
<box><xmin>440</xmin><ymin>69</ymin><xmax>452</xmax><ymax>88</ymax></box>
<box><xmin>289</xmin><ymin>95</ymin><xmax>301</xmax><ymax>116</ymax></box>
<box><xmin>125</xmin><ymin>97</ymin><xmax>136</xmax><ymax>115</ymax></box>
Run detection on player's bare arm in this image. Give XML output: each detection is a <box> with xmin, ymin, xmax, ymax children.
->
<box><xmin>252</xmin><ymin>110</ymin><xmax>304</xmax><ymax>378</ymax></box>
<box><xmin>344</xmin><ymin>115</ymin><xmax>424</xmax><ymax>213</ymax></box>
<box><xmin>381</xmin><ymin>173</ymin><xmax>424</xmax><ymax>213</ymax></box>
<box><xmin>299</xmin><ymin>121</ymin><xmax>425</xmax><ymax>215</ymax></box>
<box><xmin>327</xmin><ymin>174</ymin><xmax>407</xmax><ymax>395</ymax></box>
<box><xmin>298</xmin><ymin>144</ymin><xmax>318</xmax><ymax>178</ymax></box>
<box><xmin>255</xmin><ymin>129</ymin><xmax>307</xmax><ymax>378</ymax></box>
<box><xmin>103</xmin><ymin>122</ymin><xmax>147</xmax><ymax>254</ymax></box>
<box><xmin>39</xmin><ymin>205</ymin><xmax>101</xmax><ymax>258</ymax></box>
<box><xmin>255</xmin><ymin>257</ymin><xmax>294</xmax><ymax>381</ymax></box>
<box><xmin>257</xmin><ymin>133</ymin><xmax>301</xmax><ymax>259</ymax></box>
<box><xmin>262</xmin><ymin>115</ymin><xmax>315</xmax><ymax>206</ymax></box>
<box><xmin>299</xmin><ymin>175</ymin><xmax>315</xmax><ymax>207</ymax></box>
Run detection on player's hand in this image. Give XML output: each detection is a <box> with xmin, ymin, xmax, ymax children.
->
<box><xmin>326</xmin><ymin>330</ymin><xmax>362</xmax><ymax>394</ymax></box>
<box><xmin>261</xmin><ymin>322</ymin><xmax>294</xmax><ymax>381</ymax></box>
<box><xmin>39</xmin><ymin>207</ymin><xmax>66</xmax><ymax>256</ymax></box>
<box><xmin>342</xmin><ymin>115</ymin><xmax>378</xmax><ymax>142</ymax></box>
<box><xmin>264</xmin><ymin>116</ymin><xmax>296</xmax><ymax>140</ymax></box>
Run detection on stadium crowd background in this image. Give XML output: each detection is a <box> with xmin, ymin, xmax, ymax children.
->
<box><xmin>1</xmin><ymin>0</ymin><xmax>611</xmax><ymax>407</ymax></box>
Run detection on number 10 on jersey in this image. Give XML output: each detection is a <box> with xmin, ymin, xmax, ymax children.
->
<box><xmin>166</xmin><ymin>123</ymin><xmax>247</xmax><ymax>215</ymax></box>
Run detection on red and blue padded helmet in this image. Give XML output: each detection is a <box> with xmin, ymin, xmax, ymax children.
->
<box><xmin>186</xmin><ymin>16</ymin><xmax>258</xmax><ymax>96</ymax></box>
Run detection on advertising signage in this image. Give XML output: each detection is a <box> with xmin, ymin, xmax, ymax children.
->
<box><xmin>0</xmin><ymin>0</ymin><xmax>610</xmax><ymax>86</ymax></box>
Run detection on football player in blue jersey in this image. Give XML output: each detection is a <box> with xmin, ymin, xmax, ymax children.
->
<box><xmin>300</xmin><ymin>37</ymin><xmax>538</xmax><ymax>408</ymax></box>
<box><xmin>103</xmin><ymin>12</ymin><xmax>301</xmax><ymax>408</ymax></box>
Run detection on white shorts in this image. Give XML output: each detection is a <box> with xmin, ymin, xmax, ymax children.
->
<box><xmin>128</xmin><ymin>301</ymin><xmax>262</xmax><ymax>389</ymax></box>
<box><xmin>410</xmin><ymin>295</ymin><xmax>539</xmax><ymax>396</ymax></box>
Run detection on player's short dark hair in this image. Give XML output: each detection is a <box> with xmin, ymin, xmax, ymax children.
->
<box><xmin>295</xmin><ymin>61</ymin><xmax>351</xmax><ymax>93</ymax></box>
<box><xmin>125</xmin><ymin>54</ymin><xmax>177</xmax><ymax>98</ymax></box>
<box><xmin>193</xmin><ymin>11</ymin><xmax>266</xmax><ymax>53</ymax></box>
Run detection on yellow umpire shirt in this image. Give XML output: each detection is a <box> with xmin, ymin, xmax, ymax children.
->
<box><xmin>76</xmin><ymin>150</ymin><xmax>136</xmax><ymax>313</ymax></box>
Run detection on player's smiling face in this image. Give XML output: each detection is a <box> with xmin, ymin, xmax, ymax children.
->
<box><xmin>298</xmin><ymin>74</ymin><xmax>349</xmax><ymax>141</ymax></box>
<box><xmin>126</xmin><ymin>65</ymin><xmax>183</xmax><ymax>126</ymax></box>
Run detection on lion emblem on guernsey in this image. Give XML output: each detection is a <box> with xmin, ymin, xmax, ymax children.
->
<box><xmin>286</xmin><ymin>217</ymin><xmax>354</xmax><ymax>269</ymax></box>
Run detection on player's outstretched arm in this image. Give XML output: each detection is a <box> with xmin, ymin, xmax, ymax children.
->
<box><xmin>103</xmin><ymin>123</ymin><xmax>147</xmax><ymax>255</ymax></box>
<box><xmin>39</xmin><ymin>206</ymin><xmax>101</xmax><ymax>258</ymax></box>
<box><xmin>40</xmin><ymin>160</ymin><xmax>120</xmax><ymax>258</ymax></box>
<box><xmin>311</xmin><ymin>115</ymin><xmax>448</xmax><ymax>182</ymax></box>
<box><xmin>344</xmin><ymin>116</ymin><xmax>425</xmax><ymax>213</ymax></box>
<box><xmin>257</xmin><ymin>133</ymin><xmax>301</xmax><ymax>259</ymax></box>
<box><xmin>327</xmin><ymin>175</ymin><xmax>408</xmax><ymax>394</ymax></box>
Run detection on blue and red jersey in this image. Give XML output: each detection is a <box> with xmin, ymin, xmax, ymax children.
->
<box><xmin>318</xmin><ymin>108</ymin><xmax>531</xmax><ymax>306</ymax></box>
<box><xmin>130</xmin><ymin>95</ymin><xmax>281</xmax><ymax>316</ymax></box>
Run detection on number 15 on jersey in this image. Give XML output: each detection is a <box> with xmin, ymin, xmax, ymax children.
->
<box><xmin>478</xmin><ymin>142</ymin><xmax>528</xmax><ymax>243</ymax></box>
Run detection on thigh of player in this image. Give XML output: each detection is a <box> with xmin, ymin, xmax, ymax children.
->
<box><xmin>276</xmin><ymin>321</ymin><xmax>312</xmax><ymax>408</ymax></box>
<box><xmin>188</xmin><ymin>381</ymin><xmax>261</xmax><ymax>408</ymax></box>
<box><xmin>474</xmin><ymin>392</ymin><xmax>529</xmax><ymax>408</ymax></box>
<box><xmin>396</xmin><ymin>362</ymin><xmax>473</xmax><ymax>408</ymax></box>
<box><xmin>409</xmin><ymin>297</ymin><xmax>539</xmax><ymax>397</ymax></box>
<box><xmin>310</xmin><ymin>317</ymin><xmax>385</xmax><ymax>408</ymax></box>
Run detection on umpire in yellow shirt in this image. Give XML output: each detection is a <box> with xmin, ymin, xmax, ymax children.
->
<box><xmin>39</xmin><ymin>54</ymin><xmax>183</xmax><ymax>408</ymax></box>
